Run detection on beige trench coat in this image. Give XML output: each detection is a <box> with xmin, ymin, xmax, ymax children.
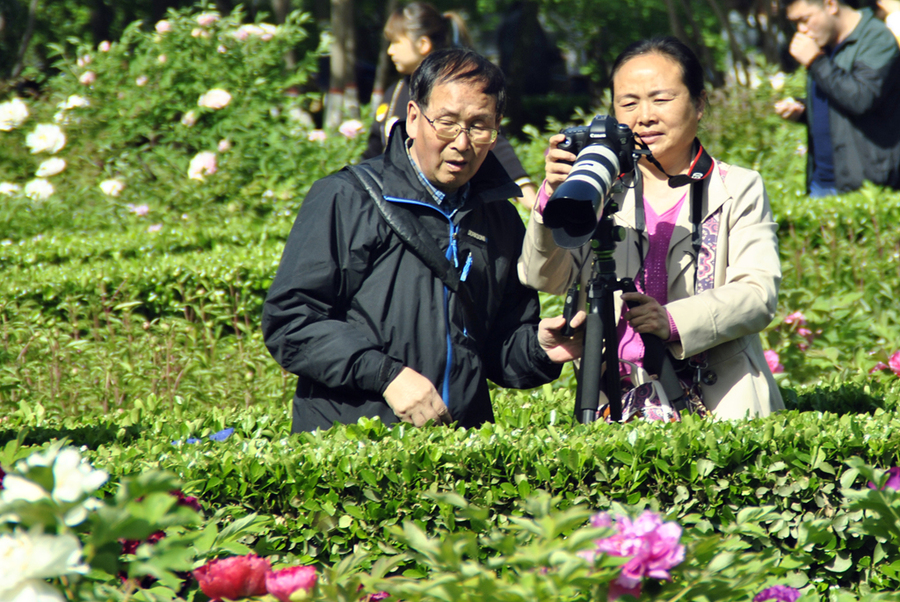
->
<box><xmin>518</xmin><ymin>160</ymin><xmax>784</xmax><ymax>419</ymax></box>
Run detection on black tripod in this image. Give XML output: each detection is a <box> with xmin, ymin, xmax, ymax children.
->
<box><xmin>564</xmin><ymin>202</ymin><xmax>636</xmax><ymax>424</ymax></box>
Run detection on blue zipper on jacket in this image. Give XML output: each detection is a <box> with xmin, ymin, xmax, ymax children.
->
<box><xmin>384</xmin><ymin>196</ymin><xmax>458</xmax><ymax>411</ymax></box>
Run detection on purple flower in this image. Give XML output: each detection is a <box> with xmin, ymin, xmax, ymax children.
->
<box><xmin>869</xmin><ymin>466</ymin><xmax>900</xmax><ymax>491</ymax></box>
<box><xmin>754</xmin><ymin>584</ymin><xmax>801</xmax><ymax>602</ymax></box>
<box><xmin>208</xmin><ymin>427</ymin><xmax>234</xmax><ymax>442</ymax></box>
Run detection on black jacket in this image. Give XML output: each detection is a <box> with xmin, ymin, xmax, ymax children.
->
<box><xmin>805</xmin><ymin>8</ymin><xmax>900</xmax><ymax>192</ymax></box>
<box><xmin>263</xmin><ymin>125</ymin><xmax>561</xmax><ymax>432</ymax></box>
<box><xmin>362</xmin><ymin>78</ymin><xmax>532</xmax><ymax>186</ymax></box>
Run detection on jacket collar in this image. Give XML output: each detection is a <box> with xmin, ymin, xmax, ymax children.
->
<box><xmin>379</xmin><ymin>121</ymin><xmax>522</xmax><ymax>207</ymax></box>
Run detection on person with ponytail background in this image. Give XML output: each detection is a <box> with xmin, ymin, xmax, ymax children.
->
<box><xmin>363</xmin><ymin>2</ymin><xmax>538</xmax><ymax>209</ymax></box>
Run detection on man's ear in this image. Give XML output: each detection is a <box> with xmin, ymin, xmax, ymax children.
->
<box><xmin>406</xmin><ymin>101</ymin><xmax>420</xmax><ymax>141</ymax></box>
<box><xmin>825</xmin><ymin>0</ymin><xmax>840</xmax><ymax>15</ymax></box>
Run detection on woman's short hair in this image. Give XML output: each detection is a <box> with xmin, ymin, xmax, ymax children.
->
<box><xmin>409</xmin><ymin>47</ymin><xmax>507</xmax><ymax>120</ymax></box>
<box><xmin>610</xmin><ymin>36</ymin><xmax>706</xmax><ymax>107</ymax></box>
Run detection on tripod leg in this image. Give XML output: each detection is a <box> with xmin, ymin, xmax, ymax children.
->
<box><xmin>577</xmin><ymin>311</ymin><xmax>604</xmax><ymax>424</ymax></box>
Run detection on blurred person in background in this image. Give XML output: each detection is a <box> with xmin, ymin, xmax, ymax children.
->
<box><xmin>774</xmin><ymin>0</ymin><xmax>900</xmax><ymax>196</ymax></box>
<box><xmin>362</xmin><ymin>1</ymin><xmax>538</xmax><ymax>209</ymax></box>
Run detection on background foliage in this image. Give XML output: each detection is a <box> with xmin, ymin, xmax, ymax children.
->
<box><xmin>2</xmin><ymin>3</ymin><xmax>900</xmax><ymax>602</ymax></box>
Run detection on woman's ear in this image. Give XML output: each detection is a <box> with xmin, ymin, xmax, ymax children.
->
<box><xmin>416</xmin><ymin>35</ymin><xmax>433</xmax><ymax>56</ymax></box>
<box><xmin>696</xmin><ymin>90</ymin><xmax>707</xmax><ymax>121</ymax></box>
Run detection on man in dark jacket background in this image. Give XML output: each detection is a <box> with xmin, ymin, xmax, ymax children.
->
<box><xmin>262</xmin><ymin>48</ymin><xmax>584</xmax><ymax>433</ymax></box>
<box><xmin>775</xmin><ymin>0</ymin><xmax>900</xmax><ymax>196</ymax></box>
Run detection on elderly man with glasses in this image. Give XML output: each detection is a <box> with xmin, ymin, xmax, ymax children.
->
<box><xmin>263</xmin><ymin>47</ymin><xmax>584</xmax><ymax>433</ymax></box>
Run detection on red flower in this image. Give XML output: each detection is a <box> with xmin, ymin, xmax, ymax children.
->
<box><xmin>193</xmin><ymin>554</ymin><xmax>271</xmax><ymax>601</ymax></box>
<box><xmin>171</xmin><ymin>489</ymin><xmax>203</xmax><ymax>512</ymax></box>
<box><xmin>266</xmin><ymin>565</ymin><xmax>317</xmax><ymax>602</ymax></box>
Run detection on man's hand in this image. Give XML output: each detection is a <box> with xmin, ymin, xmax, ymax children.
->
<box><xmin>774</xmin><ymin>97</ymin><xmax>806</xmax><ymax>121</ymax></box>
<box><xmin>383</xmin><ymin>367</ymin><xmax>452</xmax><ymax>427</ymax></box>
<box><xmin>621</xmin><ymin>292</ymin><xmax>671</xmax><ymax>340</ymax></box>
<box><xmin>789</xmin><ymin>32</ymin><xmax>824</xmax><ymax>68</ymax></box>
<box><xmin>539</xmin><ymin>310</ymin><xmax>587</xmax><ymax>363</ymax></box>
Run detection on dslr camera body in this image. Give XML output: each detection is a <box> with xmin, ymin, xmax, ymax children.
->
<box><xmin>542</xmin><ymin>115</ymin><xmax>637</xmax><ymax>248</ymax></box>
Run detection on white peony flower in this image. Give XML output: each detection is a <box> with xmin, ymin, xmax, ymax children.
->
<box><xmin>25</xmin><ymin>124</ymin><xmax>66</xmax><ymax>154</ymax></box>
<box><xmin>36</xmin><ymin>158</ymin><xmax>66</xmax><ymax>177</ymax></box>
<box><xmin>1</xmin><ymin>475</ymin><xmax>49</xmax><ymax>504</ymax></box>
<box><xmin>0</xmin><ymin>182</ymin><xmax>22</xmax><ymax>196</ymax></box>
<box><xmin>99</xmin><ymin>179</ymin><xmax>125</xmax><ymax>197</ymax></box>
<box><xmin>79</xmin><ymin>71</ymin><xmax>96</xmax><ymax>85</ymax></box>
<box><xmin>24</xmin><ymin>179</ymin><xmax>54</xmax><ymax>200</ymax></box>
<box><xmin>339</xmin><ymin>119</ymin><xmax>364</xmax><ymax>139</ymax></box>
<box><xmin>51</xmin><ymin>448</ymin><xmax>108</xmax><ymax>504</ymax></box>
<box><xmin>57</xmin><ymin>95</ymin><xmax>89</xmax><ymax>111</ymax></box>
<box><xmin>196</xmin><ymin>12</ymin><xmax>219</xmax><ymax>26</ymax></box>
<box><xmin>181</xmin><ymin>110</ymin><xmax>197</xmax><ymax>127</ymax></box>
<box><xmin>0</xmin><ymin>531</ymin><xmax>88</xmax><ymax>602</ymax></box>
<box><xmin>0</xmin><ymin>98</ymin><xmax>29</xmax><ymax>131</ymax></box>
<box><xmin>188</xmin><ymin>151</ymin><xmax>217</xmax><ymax>180</ymax></box>
<box><xmin>197</xmin><ymin>88</ymin><xmax>232</xmax><ymax>109</ymax></box>
<box><xmin>155</xmin><ymin>19</ymin><xmax>171</xmax><ymax>33</ymax></box>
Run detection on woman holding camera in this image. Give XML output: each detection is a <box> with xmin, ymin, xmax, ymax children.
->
<box><xmin>362</xmin><ymin>1</ymin><xmax>537</xmax><ymax>209</ymax></box>
<box><xmin>518</xmin><ymin>36</ymin><xmax>784</xmax><ymax>420</ymax></box>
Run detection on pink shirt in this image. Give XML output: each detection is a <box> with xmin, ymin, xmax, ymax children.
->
<box><xmin>618</xmin><ymin>194</ymin><xmax>686</xmax><ymax>374</ymax></box>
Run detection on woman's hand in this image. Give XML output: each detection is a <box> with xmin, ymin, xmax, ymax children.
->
<box><xmin>621</xmin><ymin>292</ymin><xmax>671</xmax><ymax>340</ymax></box>
<box><xmin>543</xmin><ymin>133</ymin><xmax>577</xmax><ymax>198</ymax></box>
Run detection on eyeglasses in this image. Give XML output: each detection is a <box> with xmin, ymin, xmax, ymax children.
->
<box><xmin>418</xmin><ymin>108</ymin><xmax>499</xmax><ymax>144</ymax></box>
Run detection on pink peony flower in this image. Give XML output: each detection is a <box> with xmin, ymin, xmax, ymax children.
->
<box><xmin>265</xmin><ymin>565</ymin><xmax>317</xmax><ymax>602</ymax></box>
<box><xmin>148</xmin><ymin>224</ymin><xmax>162</xmax><ymax>233</ymax></box>
<box><xmin>127</xmin><ymin>203</ymin><xmax>149</xmax><ymax>216</ymax></box>
<box><xmin>193</xmin><ymin>554</ymin><xmax>270</xmax><ymax>601</ymax></box>
<box><xmin>307</xmin><ymin>129</ymin><xmax>327</xmax><ymax>143</ymax></box>
<box><xmin>764</xmin><ymin>350</ymin><xmax>784</xmax><ymax>374</ymax></box>
<box><xmin>754</xmin><ymin>585</ymin><xmax>801</xmax><ymax>602</ymax></box>
<box><xmin>77</xmin><ymin>55</ymin><xmax>92</xmax><ymax>68</ymax></box>
<box><xmin>784</xmin><ymin>311</ymin><xmax>807</xmax><ymax>326</ymax></box>
<box><xmin>339</xmin><ymin>119</ymin><xmax>364</xmax><ymax>139</ymax></box>
<box><xmin>155</xmin><ymin>20</ymin><xmax>171</xmax><ymax>34</ymax></box>
<box><xmin>158</xmin><ymin>54</ymin><xmax>167</xmax><ymax>64</ymax></box>
<box><xmin>198</xmin><ymin>89</ymin><xmax>232</xmax><ymax>110</ymax></box>
<box><xmin>188</xmin><ymin>151</ymin><xmax>217</xmax><ymax>180</ymax></box>
<box><xmin>889</xmin><ymin>351</ymin><xmax>900</xmax><ymax>376</ymax></box>
<box><xmin>870</xmin><ymin>361</ymin><xmax>890</xmax><ymax>374</ymax></box>
<box><xmin>79</xmin><ymin>71</ymin><xmax>96</xmax><ymax>85</ymax></box>
<box><xmin>585</xmin><ymin>511</ymin><xmax>684</xmax><ymax>601</ymax></box>
<box><xmin>181</xmin><ymin>110</ymin><xmax>197</xmax><ymax>127</ymax></box>
<box><xmin>218</xmin><ymin>139</ymin><xmax>232</xmax><ymax>152</ymax></box>
<box><xmin>869</xmin><ymin>466</ymin><xmax>900</xmax><ymax>491</ymax></box>
<box><xmin>99</xmin><ymin>41</ymin><xmax>111</xmax><ymax>52</ymax></box>
<box><xmin>135</xmin><ymin>75</ymin><xmax>148</xmax><ymax>87</ymax></box>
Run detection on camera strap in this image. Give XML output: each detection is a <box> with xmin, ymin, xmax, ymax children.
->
<box><xmin>630</xmin><ymin>140</ymin><xmax>716</xmax><ymax>401</ymax></box>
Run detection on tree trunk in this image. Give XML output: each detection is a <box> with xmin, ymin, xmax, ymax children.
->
<box><xmin>371</xmin><ymin>0</ymin><xmax>399</xmax><ymax>113</ymax></box>
<box><xmin>327</xmin><ymin>0</ymin><xmax>358</xmax><ymax>128</ymax></box>
<box><xmin>502</xmin><ymin>0</ymin><xmax>540</xmax><ymax>136</ymax></box>
<box><xmin>272</xmin><ymin>0</ymin><xmax>296</xmax><ymax>68</ymax></box>
<box><xmin>11</xmin><ymin>0</ymin><xmax>39</xmax><ymax>79</ymax></box>
<box><xmin>703</xmin><ymin>0</ymin><xmax>750</xmax><ymax>85</ymax></box>
<box><xmin>675</xmin><ymin>0</ymin><xmax>724</xmax><ymax>87</ymax></box>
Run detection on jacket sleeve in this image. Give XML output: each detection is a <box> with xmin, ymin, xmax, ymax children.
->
<box><xmin>517</xmin><ymin>207</ymin><xmax>591</xmax><ymax>295</ymax></box>
<box><xmin>808</xmin><ymin>33</ymin><xmax>899</xmax><ymax>116</ymax></box>
<box><xmin>665</xmin><ymin>171</ymin><xmax>781</xmax><ymax>359</ymax></box>
<box><xmin>261</xmin><ymin>176</ymin><xmax>404</xmax><ymax>394</ymax></box>
<box><xmin>483</xmin><ymin>215</ymin><xmax>562</xmax><ymax>388</ymax></box>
